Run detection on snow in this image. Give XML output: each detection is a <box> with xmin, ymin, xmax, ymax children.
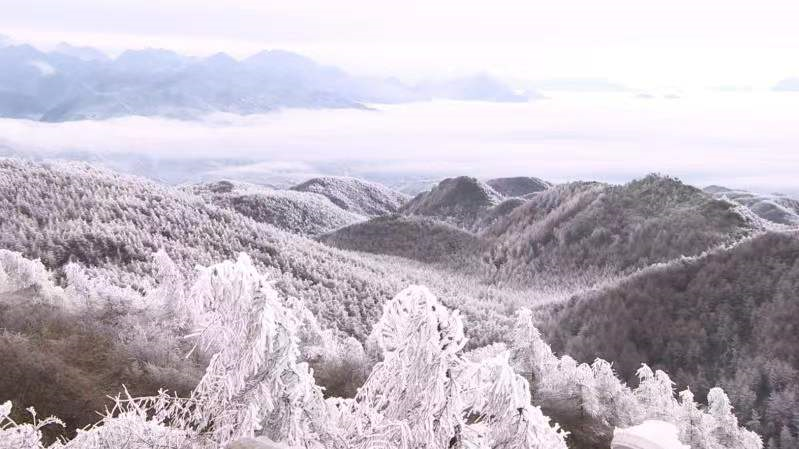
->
<box><xmin>612</xmin><ymin>420</ymin><xmax>689</xmax><ymax>449</ymax></box>
<box><xmin>226</xmin><ymin>438</ymin><xmax>295</xmax><ymax>449</ymax></box>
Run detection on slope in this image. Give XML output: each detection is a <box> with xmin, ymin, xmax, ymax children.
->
<box><xmin>486</xmin><ymin>176</ymin><xmax>551</xmax><ymax>197</ymax></box>
<box><xmin>291</xmin><ymin>176</ymin><xmax>409</xmax><ymax>217</ymax></box>
<box><xmin>705</xmin><ymin>185</ymin><xmax>799</xmax><ymax>228</ymax></box>
<box><xmin>318</xmin><ymin>215</ymin><xmax>484</xmax><ymax>264</ymax></box>
<box><xmin>189</xmin><ymin>180</ymin><xmax>365</xmax><ymax>236</ymax></box>
<box><xmin>482</xmin><ymin>174</ymin><xmax>755</xmax><ymax>284</ymax></box>
<box><xmin>0</xmin><ymin>158</ymin><xmax>524</xmax><ymax>344</ymax></box>
<box><xmin>401</xmin><ymin>176</ymin><xmax>504</xmax><ymax>231</ymax></box>
<box><xmin>545</xmin><ymin>230</ymin><xmax>799</xmax><ymax>444</ymax></box>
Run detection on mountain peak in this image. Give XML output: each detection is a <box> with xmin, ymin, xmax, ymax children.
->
<box><xmin>113</xmin><ymin>48</ymin><xmax>187</xmax><ymax>70</ymax></box>
<box><xmin>291</xmin><ymin>176</ymin><xmax>408</xmax><ymax>217</ymax></box>
<box><xmin>203</xmin><ymin>52</ymin><xmax>237</xmax><ymax>65</ymax></box>
<box><xmin>402</xmin><ymin>176</ymin><xmax>503</xmax><ymax>229</ymax></box>
<box><xmin>53</xmin><ymin>42</ymin><xmax>109</xmax><ymax>61</ymax></box>
<box><xmin>243</xmin><ymin>49</ymin><xmax>318</xmax><ymax>68</ymax></box>
<box><xmin>486</xmin><ymin>176</ymin><xmax>551</xmax><ymax>197</ymax></box>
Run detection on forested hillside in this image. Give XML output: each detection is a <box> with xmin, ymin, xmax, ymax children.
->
<box><xmin>318</xmin><ymin>215</ymin><xmax>484</xmax><ymax>264</ymax></box>
<box><xmin>545</xmin><ymin>231</ymin><xmax>799</xmax><ymax>446</ymax></box>
<box><xmin>189</xmin><ymin>180</ymin><xmax>365</xmax><ymax>236</ymax></box>
<box><xmin>486</xmin><ymin>176</ymin><xmax>551</xmax><ymax>197</ymax></box>
<box><xmin>0</xmin><ymin>248</ymin><xmax>762</xmax><ymax>449</ymax></box>
<box><xmin>1</xmin><ymin>158</ymin><xmax>796</xmax><ymax>448</ymax></box>
<box><xmin>290</xmin><ymin>176</ymin><xmax>409</xmax><ymax>217</ymax></box>
<box><xmin>325</xmin><ymin>174</ymin><xmax>757</xmax><ymax>292</ymax></box>
<box><xmin>0</xmin><ymin>158</ymin><xmax>525</xmax><ymax>345</ymax></box>
<box><xmin>482</xmin><ymin>175</ymin><xmax>753</xmax><ymax>283</ymax></box>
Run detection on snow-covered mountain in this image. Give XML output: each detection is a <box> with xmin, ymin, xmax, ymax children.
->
<box><xmin>189</xmin><ymin>180</ymin><xmax>366</xmax><ymax>236</ymax></box>
<box><xmin>291</xmin><ymin>176</ymin><xmax>409</xmax><ymax>217</ymax></box>
<box><xmin>481</xmin><ymin>175</ymin><xmax>755</xmax><ymax>282</ymax></box>
<box><xmin>546</xmin><ymin>230</ymin><xmax>799</xmax><ymax>446</ymax></box>
<box><xmin>402</xmin><ymin>176</ymin><xmax>505</xmax><ymax>230</ymax></box>
<box><xmin>0</xmin><ymin>158</ymin><xmax>794</xmax><ymax>448</ymax></box>
<box><xmin>318</xmin><ymin>215</ymin><xmax>483</xmax><ymax>263</ymax></box>
<box><xmin>324</xmin><ymin>174</ymin><xmax>757</xmax><ymax>293</ymax></box>
<box><xmin>704</xmin><ymin>185</ymin><xmax>799</xmax><ymax>227</ymax></box>
<box><xmin>486</xmin><ymin>176</ymin><xmax>551</xmax><ymax>197</ymax></box>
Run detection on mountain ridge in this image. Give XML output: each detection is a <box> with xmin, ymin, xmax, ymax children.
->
<box><xmin>0</xmin><ymin>42</ymin><xmax>536</xmax><ymax>121</ymax></box>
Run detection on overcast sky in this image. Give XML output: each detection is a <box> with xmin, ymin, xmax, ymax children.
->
<box><xmin>2</xmin><ymin>0</ymin><xmax>799</xmax><ymax>88</ymax></box>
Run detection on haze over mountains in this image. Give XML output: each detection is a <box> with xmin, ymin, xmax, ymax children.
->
<box><xmin>0</xmin><ymin>39</ymin><xmax>531</xmax><ymax>121</ymax></box>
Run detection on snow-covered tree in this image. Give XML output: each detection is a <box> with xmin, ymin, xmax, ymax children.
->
<box><xmin>507</xmin><ymin>308</ymin><xmax>762</xmax><ymax>449</ymax></box>
<box><xmin>591</xmin><ymin>359</ymin><xmax>640</xmax><ymax>427</ymax></box>
<box><xmin>707</xmin><ymin>387</ymin><xmax>762</xmax><ymax>449</ymax></box>
<box><xmin>0</xmin><ymin>401</ymin><xmax>64</xmax><ymax>449</ymax></box>
<box><xmin>169</xmin><ymin>253</ymin><xmax>337</xmax><ymax>447</ymax></box>
<box><xmin>635</xmin><ymin>365</ymin><xmax>678</xmax><ymax>420</ymax></box>
<box><xmin>462</xmin><ymin>351</ymin><xmax>568</xmax><ymax>449</ymax></box>
<box><xmin>0</xmin><ymin>251</ymin><xmax>763</xmax><ymax>449</ymax></box>
<box><xmin>338</xmin><ymin>286</ymin><xmax>567</xmax><ymax>449</ymax></box>
<box><xmin>342</xmin><ymin>286</ymin><xmax>470</xmax><ymax>449</ymax></box>
<box><xmin>0</xmin><ymin>249</ymin><xmax>64</xmax><ymax>302</ymax></box>
<box><xmin>677</xmin><ymin>388</ymin><xmax>712</xmax><ymax>448</ymax></box>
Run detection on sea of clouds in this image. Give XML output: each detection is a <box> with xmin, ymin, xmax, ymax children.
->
<box><xmin>1</xmin><ymin>91</ymin><xmax>797</xmax><ymax>194</ymax></box>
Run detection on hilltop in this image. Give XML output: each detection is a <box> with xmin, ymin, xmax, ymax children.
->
<box><xmin>189</xmin><ymin>180</ymin><xmax>365</xmax><ymax>236</ymax></box>
<box><xmin>291</xmin><ymin>176</ymin><xmax>408</xmax><ymax>217</ymax></box>
<box><xmin>319</xmin><ymin>215</ymin><xmax>484</xmax><ymax>264</ymax></box>
<box><xmin>482</xmin><ymin>175</ymin><xmax>754</xmax><ymax>283</ymax></box>
<box><xmin>402</xmin><ymin>176</ymin><xmax>504</xmax><ymax>231</ymax></box>
<box><xmin>486</xmin><ymin>176</ymin><xmax>551</xmax><ymax>197</ymax></box>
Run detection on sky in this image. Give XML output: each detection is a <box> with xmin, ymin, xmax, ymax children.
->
<box><xmin>2</xmin><ymin>0</ymin><xmax>799</xmax><ymax>89</ymax></box>
<box><xmin>1</xmin><ymin>1</ymin><xmax>798</xmax><ymax>194</ymax></box>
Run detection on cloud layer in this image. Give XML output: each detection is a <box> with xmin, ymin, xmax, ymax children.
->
<box><xmin>1</xmin><ymin>92</ymin><xmax>798</xmax><ymax>194</ymax></box>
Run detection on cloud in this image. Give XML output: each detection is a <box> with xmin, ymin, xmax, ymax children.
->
<box><xmin>1</xmin><ymin>93</ymin><xmax>798</xmax><ymax>194</ymax></box>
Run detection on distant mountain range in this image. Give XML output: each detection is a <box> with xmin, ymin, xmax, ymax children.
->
<box><xmin>773</xmin><ymin>77</ymin><xmax>799</xmax><ymax>91</ymax></box>
<box><xmin>0</xmin><ymin>40</ymin><xmax>531</xmax><ymax>121</ymax></box>
<box><xmin>705</xmin><ymin>185</ymin><xmax>799</xmax><ymax>227</ymax></box>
